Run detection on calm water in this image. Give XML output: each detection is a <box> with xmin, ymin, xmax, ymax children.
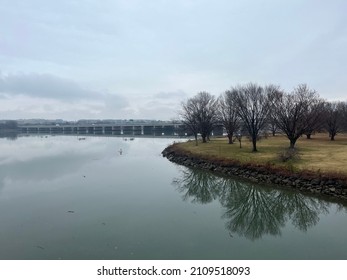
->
<box><xmin>0</xmin><ymin>135</ymin><xmax>346</xmax><ymax>260</ymax></box>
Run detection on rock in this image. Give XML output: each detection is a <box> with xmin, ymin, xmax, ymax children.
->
<box><xmin>327</xmin><ymin>180</ymin><xmax>336</xmax><ymax>185</ymax></box>
<box><xmin>311</xmin><ymin>179</ymin><xmax>320</xmax><ymax>185</ymax></box>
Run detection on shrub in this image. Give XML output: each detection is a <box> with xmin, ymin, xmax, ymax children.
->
<box><xmin>278</xmin><ymin>148</ymin><xmax>300</xmax><ymax>162</ymax></box>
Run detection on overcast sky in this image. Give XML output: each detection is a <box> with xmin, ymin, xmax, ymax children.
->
<box><xmin>1</xmin><ymin>0</ymin><xmax>346</xmax><ymax>120</ymax></box>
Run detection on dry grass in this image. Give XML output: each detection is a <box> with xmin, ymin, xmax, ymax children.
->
<box><xmin>177</xmin><ymin>133</ymin><xmax>347</xmax><ymax>176</ymax></box>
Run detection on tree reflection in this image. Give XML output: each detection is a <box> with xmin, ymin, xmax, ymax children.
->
<box><xmin>0</xmin><ymin>131</ymin><xmax>18</xmax><ymax>140</ymax></box>
<box><xmin>221</xmin><ymin>184</ymin><xmax>285</xmax><ymax>240</ymax></box>
<box><xmin>173</xmin><ymin>168</ymin><xmax>222</xmax><ymax>204</ymax></box>
<box><xmin>173</xmin><ymin>167</ymin><xmax>336</xmax><ymax>240</ymax></box>
<box><xmin>272</xmin><ymin>192</ymin><xmax>329</xmax><ymax>232</ymax></box>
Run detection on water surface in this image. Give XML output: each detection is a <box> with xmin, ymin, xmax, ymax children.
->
<box><xmin>0</xmin><ymin>135</ymin><xmax>346</xmax><ymax>259</ymax></box>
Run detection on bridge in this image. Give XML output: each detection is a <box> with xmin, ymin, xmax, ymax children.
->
<box><xmin>17</xmin><ymin>122</ymin><xmax>224</xmax><ymax>137</ymax></box>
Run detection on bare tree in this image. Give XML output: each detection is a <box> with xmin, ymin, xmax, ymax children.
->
<box><xmin>180</xmin><ymin>91</ymin><xmax>218</xmax><ymax>144</ymax></box>
<box><xmin>193</xmin><ymin>91</ymin><xmax>218</xmax><ymax>143</ymax></box>
<box><xmin>267</xmin><ymin>116</ymin><xmax>279</xmax><ymax>137</ymax></box>
<box><xmin>218</xmin><ymin>89</ymin><xmax>240</xmax><ymax>144</ymax></box>
<box><xmin>234</xmin><ymin>83</ymin><xmax>271</xmax><ymax>152</ymax></box>
<box><xmin>303</xmin><ymin>96</ymin><xmax>325</xmax><ymax>139</ymax></box>
<box><xmin>341</xmin><ymin>102</ymin><xmax>347</xmax><ymax>132</ymax></box>
<box><xmin>325</xmin><ymin>101</ymin><xmax>345</xmax><ymax>140</ymax></box>
<box><xmin>267</xmin><ymin>86</ymin><xmax>283</xmax><ymax>136</ymax></box>
<box><xmin>180</xmin><ymin>99</ymin><xmax>199</xmax><ymax>145</ymax></box>
<box><xmin>271</xmin><ymin>84</ymin><xmax>317</xmax><ymax>149</ymax></box>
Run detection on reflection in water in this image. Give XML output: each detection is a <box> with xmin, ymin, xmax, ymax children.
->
<box><xmin>0</xmin><ymin>135</ymin><xmax>346</xmax><ymax>259</ymax></box>
<box><xmin>0</xmin><ymin>131</ymin><xmax>18</xmax><ymax>140</ymax></box>
<box><xmin>173</xmin><ymin>167</ymin><xmax>335</xmax><ymax>241</ymax></box>
<box><xmin>173</xmin><ymin>169</ymin><xmax>221</xmax><ymax>204</ymax></box>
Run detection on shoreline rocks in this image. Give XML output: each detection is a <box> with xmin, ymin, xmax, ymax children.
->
<box><xmin>162</xmin><ymin>145</ymin><xmax>347</xmax><ymax>200</ymax></box>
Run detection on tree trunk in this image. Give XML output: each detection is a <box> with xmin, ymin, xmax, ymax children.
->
<box><xmin>252</xmin><ymin>136</ymin><xmax>257</xmax><ymax>152</ymax></box>
<box><xmin>194</xmin><ymin>134</ymin><xmax>198</xmax><ymax>146</ymax></box>
<box><xmin>202</xmin><ymin>134</ymin><xmax>207</xmax><ymax>143</ymax></box>
<box><xmin>330</xmin><ymin>134</ymin><xmax>335</xmax><ymax>141</ymax></box>
<box><xmin>306</xmin><ymin>134</ymin><xmax>311</xmax><ymax>139</ymax></box>
<box><xmin>228</xmin><ymin>133</ymin><xmax>233</xmax><ymax>144</ymax></box>
<box><xmin>289</xmin><ymin>138</ymin><xmax>297</xmax><ymax>149</ymax></box>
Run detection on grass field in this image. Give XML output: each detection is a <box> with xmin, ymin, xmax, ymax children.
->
<box><xmin>177</xmin><ymin>133</ymin><xmax>347</xmax><ymax>177</ymax></box>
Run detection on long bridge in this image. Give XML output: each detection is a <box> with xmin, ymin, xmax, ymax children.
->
<box><xmin>17</xmin><ymin>122</ymin><xmax>224</xmax><ymax>137</ymax></box>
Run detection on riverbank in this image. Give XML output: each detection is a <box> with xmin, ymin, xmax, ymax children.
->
<box><xmin>162</xmin><ymin>135</ymin><xmax>347</xmax><ymax>200</ymax></box>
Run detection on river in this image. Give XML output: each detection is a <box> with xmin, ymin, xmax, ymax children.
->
<box><xmin>0</xmin><ymin>135</ymin><xmax>346</xmax><ymax>259</ymax></box>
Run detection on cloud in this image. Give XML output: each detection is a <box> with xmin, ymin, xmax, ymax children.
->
<box><xmin>1</xmin><ymin>1</ymin><xmax>347</xmax><ymax>120</ymax></box>
<box><xmin>0</xmin><ymin>72</ymin><xmax>129</xmax><ymax>120</ymax></box>
<box><xmin>0</xmin><ymin>72</ymin><xmax>98</xmax><ymax>100</ymax></box>
<box><xmin>153</xmin><ymin>90</ymin><xmax>187</xmax><ymax>100</ymax></box>
<box><xmin>119</xmin><ymin>90</ymin><xmax>188</xmax><ymax>120</ymax></box>
<box><xmin>0</xmin><ymin>71</ymin><xmax>128</xmax><ymax>106</ymax></box>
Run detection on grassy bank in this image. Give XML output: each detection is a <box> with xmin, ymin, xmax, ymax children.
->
<box><xmin>175</xmin><ymin>133</ymin><xmax>347</xmax><ymax>178</ymax></box>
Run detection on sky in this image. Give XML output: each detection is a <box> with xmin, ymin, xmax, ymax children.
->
<box><xmin>0</xmin><ymin>0</ymin><xmax>347</xmax><ymax>121</ymax></box>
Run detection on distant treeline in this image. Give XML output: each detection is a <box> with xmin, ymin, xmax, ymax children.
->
<box><xmin>0</xmin><ymin>120</ymin><xmax>18</xmax><ymax>129</ymax></box>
